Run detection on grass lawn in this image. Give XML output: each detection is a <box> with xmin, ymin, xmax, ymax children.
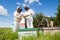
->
<box><xmin>0</xmin><ymin>28</ymin><xmax>60</xmax><ymax>40</ymax></box>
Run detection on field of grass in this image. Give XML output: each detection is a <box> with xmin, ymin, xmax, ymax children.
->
<box><xmin>22</xmin><ymin>32</ymin><xmax>60</xmax><ymax>40</ymax></box>
<box><xmin>0</xmin><ymin>28</ymin><xmax>18</xmax><ymax>40</ymax></box>
<box><xmin>0</xmin><ymin>28</ymin><xmax>60</xmax><ymax>40</ymax></box>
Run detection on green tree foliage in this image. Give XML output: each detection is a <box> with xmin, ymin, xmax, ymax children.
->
<box><xmin>55</xmin><ymin>0</ymin><xmax>60</xmax><ymax>26</ymax></box>
<box><xmin>33</xmin><ymin>0</ymin><xmax>60</xmax><ymax>27</ymax></box>
<box><xmin>33</xmin><ymin>13</ymin><xmax>44</xmax><ymax>28</ymax></box>
<box><xmin>56</xmin><ymin>6</ymin><xmax>60</xmax><ymax>22</ymax></box>
<box><xmin>49</xmin><ymin>16</ymin><xmax>59</xmax><ymax>26</ymax></box>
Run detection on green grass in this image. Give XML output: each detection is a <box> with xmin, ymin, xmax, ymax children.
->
<box><xmin>22</xmin><ymin>32</ymin><xmax>60</xmax><ymax>40</ymax></box>
<box><xmin>0</xmin><ymin>28</ymin><xmax>18</xmax><ymax>40</ymax></box>
<box><xmin>0</xmin><ymin>28</ymin><xmax>60</xmax><ymax>40</ymax></box>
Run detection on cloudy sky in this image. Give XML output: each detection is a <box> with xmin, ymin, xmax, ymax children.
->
<box><xmin>0</xmin><ymin>0</ymin><xmax>58</xmax><ymax>27</ymax></box>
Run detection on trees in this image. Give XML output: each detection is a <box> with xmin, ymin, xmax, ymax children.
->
<box><xmin>33</xmin><ymin>0</ymin><xmax>60</xmax><ymax>27</ymax></box>
<box><xmin>33</xmin><ymin>13</ymin><xmax>44</xmax><ymax>28</ymax></box>
<box><xmin>55</xmin><ymin>0</ymin><xmax>60</xmax><ymax>26</ymax></box>
<box><xmin>33</xmin><ymin>13</ymin><xmax>54</xmax><ymax>27</ymax></box>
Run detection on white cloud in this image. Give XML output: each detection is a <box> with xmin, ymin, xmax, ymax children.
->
<box><xmin>44</xmin><ymin>14</ymin><xmax>51</xmax><ymax>17</ymax></box>
<box><xmin>29</xmin><ymin>0</ymin><xmax>34</xmax><ymax>4</ymax></box>
<box><xmin>0</xmin><ymin>5</ymin><xmax>8</xmax><ymax>16</ymax></box>
<box><xmin>24</xmin><ymin>0</ymin><xmax>42</xmax><ymax>5</ymax></box>
<box><xmin>22</xmin><ymin>3</ymin><xmax>26</xmax><ymax>7</ymax></box>
<box><xmin>0</xmin><ymin>21</ymin><xmax>13</xmax><ymax>28</ymax></box>
<box><xmin>24</xmin><ymin>0</ymin><xmax>29</xmax><ymax>3</ymax></box>
<box><xmin>0</xmin><ymin>22</ymin><xmax>8</xmax><ymax>27</ymax></box>
<box><xmin>22</xmin><ymin>3</ymin><xmax>29</xmax><ymax>7</ymax></box>
<box><xmin>0</xmin><ymin>22</ymin><xmax>3</xmax><ymax>24</ymax></box>
<box><xmin>0</xmin><ymin>18</ymin><xmax>13</xmax><ymax>28</ymax></box>
<box><xmin>16</xmin><ymin>2</ymin><xmax>21</xmax><ymax>5</ymax></box>
<box><xmin>39</xmin><ymin>2</ymin><xmax>42</xmax><ymax>5</ymax></box>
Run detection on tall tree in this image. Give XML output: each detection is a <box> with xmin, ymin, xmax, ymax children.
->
<box><xmin>55</xmin><ymin>0</ymin><xmax>60</xmax><ymax>26</ymax></box>
<box><xmin>56</xmin><ymin>0</ymin><xmax>60</xmax><ymax>22</ymax></box>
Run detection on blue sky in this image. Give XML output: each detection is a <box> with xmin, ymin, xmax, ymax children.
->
<box><xmin>0</xmin><ymin>0</ymin><xmax>58</xmax><ymax>27</ymax></box>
